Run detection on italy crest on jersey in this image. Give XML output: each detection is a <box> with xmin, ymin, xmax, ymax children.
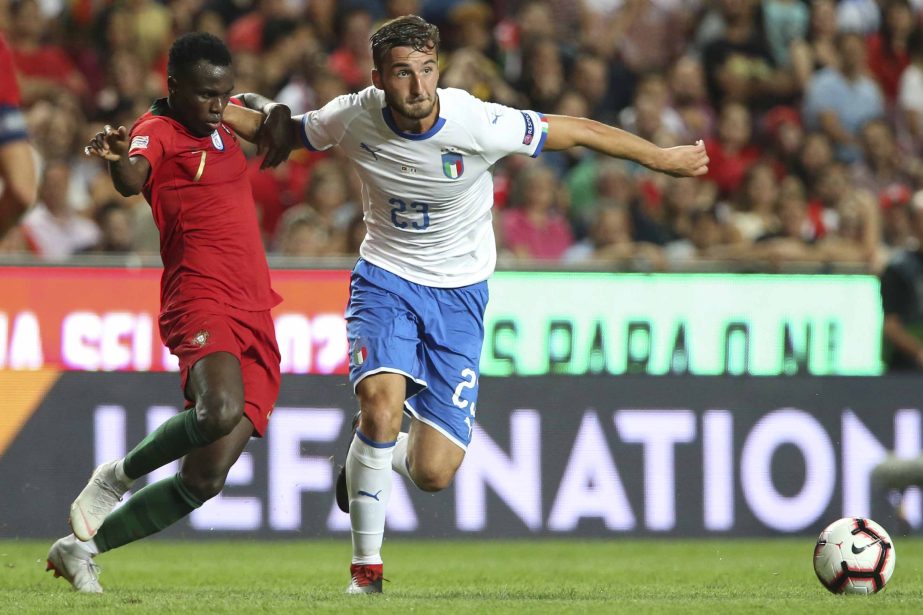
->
<box><xmin>442</xmin><ymin>151</ymin><xmax>464</xmax><ymax>179</ymax></box>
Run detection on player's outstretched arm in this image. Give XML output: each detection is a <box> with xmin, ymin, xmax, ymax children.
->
<box><xmin>84</xmin><ymin>125</ymin><xmax>150</xmax><ymax>197</ymax></box>
<box><xmin>543</xmin><ymin>115</ymin><xmax>709</xmax><ymax>177</ymax></box>
<box><xmin>230</xmin><ymin>93</ymin><xmax>297</xmax><ymax>169</ymax></box>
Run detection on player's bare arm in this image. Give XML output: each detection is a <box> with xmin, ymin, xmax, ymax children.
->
<box><xmin>229</xmin><ymin>93</ymin><xmax>296</xmax><ymax>169</ymax></box>
<box><xmin>543</xmin><ymin>115</ymin><xmax>709</xmax><ymax>178</ymax></box>
<box><xmin>85</xmin><ymin>125</ymin><xmax>150</xmax><ymax>197</ymax></box>
<box><xmin>0</xmin><ymin>139</ymin><xmax>37</xmax><ymax>237</ymax></box>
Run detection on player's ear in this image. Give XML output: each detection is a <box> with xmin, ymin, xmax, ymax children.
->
<box><xmin>371</xmin><ymin>69</ymin><xmax>382</xmax><ymax>90</ymax></box>
<box><xmin>166</xmin><ymin>75</ymin><xmax>177</xmax><ymax>96</ymax></box>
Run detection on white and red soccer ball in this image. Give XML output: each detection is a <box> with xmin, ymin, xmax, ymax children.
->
<box><xmin>813</xmin><ymin>517</ymin><xmax>896</xmax><ymax>595</ymax></box>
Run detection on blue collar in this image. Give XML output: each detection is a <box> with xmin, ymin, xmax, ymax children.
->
<box><xmin>382</xmin><ymin>106</ymin><xmax>446</xmax><ymax>140</ymax></box>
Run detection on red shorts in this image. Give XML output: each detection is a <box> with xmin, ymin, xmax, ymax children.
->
<box><xmin>159</xmin><ymin>299</ymin><xmax>281</xmax><ymax>436</ymax></box>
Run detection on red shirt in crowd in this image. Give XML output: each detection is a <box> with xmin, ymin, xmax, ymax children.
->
<box><xmin>0</xmin><ymin>35</ymin><xmax>21</xmax><ymax>106</ymax></box>
<box><xmin>702</xmin><ymin>138</ymin><xmax>761</xmax><ymax>197</ymax></box>
<box><xmin>866</xmin><ymin>34</ymin><xmax>909</xmax><ymax>101</ymax></box>
<box><xmin>128</xmin><ymin>98</ymin><xmax>281</xmax><ymax>313</ymax></box>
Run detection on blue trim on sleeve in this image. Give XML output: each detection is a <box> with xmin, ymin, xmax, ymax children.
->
<box><xmin>299</xmin><ymin>114</ymin><xmax>318</xmax><ymax>151</ymax></box>
<box><xmin>382</xmin><ymin>107</ymin><xmax>446</xmax><ymax>140</ymax></box>
<box><xmin>356</xmin><ymin>429</ymin><xmax>397</xmax><ymax>448</ymax></box>
<box><xmin>530</xmin><ymin>113</ymin><xmax>548</xmax><ymax>158</ymax></box>
<box><xmin>0</xmin><ymin>105</ymin><xmax>28</xmax><ymax>145</ymax></box>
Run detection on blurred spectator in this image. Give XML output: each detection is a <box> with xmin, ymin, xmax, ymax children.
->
<box><xmin>880</xmin><ymin>192</ymin><xmax>923</xmax><ymax>370</ymax></box>
<box><xmin>563</xmin><ymin>201</ymin><xmax>665</xmax><ymax>270</ymax></box>
<box><xmin>227</xmin><ymin>0</ymin><xmax>292</xmax><ymax>54</ymax></box>
<box><xmin>20</xmin><ymin>160</ymin><xmax>99</xmax><ymax>260</ymax></box>
<box><xmin>838</xmin><ymin>0</ymin><xmax>882</xmax><ymax>35</ymax></box>
<box><xmin>880</xmin><ymin>184</ymin><xmax>916</xmax><ymax>253</ymax></box>
<box><xmin>851</xmin><ymin>119</ymin><xmax>919</xmax><ymax>196</ymax></box>
<box><xmin>793</xmin><ymin>130</ymin><xmax>835</xmax><ymax>193</ymax></box>
<box><xmin>762</xmin><ymin>0</ymin><xmax>809</xmax><ymax>68</ymax></box>
<box><xmin>669</xmin><ymin>55</ymin><xmax>715</xmax><ymax>138</ymax></box>
<box><xmin>84</xmin><ymin>200</ymin><xmax>135</xmax><ymax>254</ymax></box>
<box><xmin>444</xmin><ymin>1</ymin><xmax>495</xmax><ymax>56</ymax></box>
<box><xmin>582</xmin><ymin>0</ymin><xmax>693</xmax><ymax>76</ymax></box>
<box><xmin>7</xmin><ymin>0</ymin><xmax>89</xmax><ymax>106</ymax></box>
<box><xmin>791</xmin><ymin>0</ymin><xmax>841</xmax><ymax>90</ymax></box>
<box><xmin>664</xmin><ymin>206</ymin><xmax>738</xmax><ymax>265</ymax></box>
<box><xmin>569</xmin><ymin>51</ymin><xmax>623</xmax><ymax>124</ymax></box>
<box><xmin>275</xmin><ymin>205</ymin><xmax>331</xmax><ymax>258</ymax></box>
<box><xmin>502</xmin><ymin>163</ymin><xmax>573</xmax><ymax>260</ymax></box>
<box><xmin>650</xmin><ymin>176</ymin><xmax>718</xmax><ymax>244</ymax></box>
<box><xmin>441</xmin><ymin>47</ymin><xmax>521</xmax><ymax>107</ymax></box>
<box><xmin>618</xmin><ymin>72</ymin><xmax>688</xmax><ymax>146</ymax></box>
<box><xmin>762</xmin><ymin>105</ymin><xmax>804</xmax><ymax>176</ymax></box>
<box><xmin>898</xmin><ymin>27</ymin><xmax>923</xmax><ymax>147</ymax></box>
<box><xmin>122</xmin><ymin>0</ymin><xmax>171</xmax><ymax>69</ymax></box>
<box><xmin>726</xmin><ymin>162</ymin><xmax>780</xmax><ymax>243</ymax></box>
<box><xmin>701</xmin><ymin>0</ymin><xmax>795</xmax><ymax>108</ymax></box>
<box><xmin>94</xmin><ymin>50</ymin><xmax>160</xmax><ymax>122</ymax></box>
<box><xmin>328</xmin><ymin>8</ymin><xmax>374</xmax><ymax>92</ymax></box>
<box><xmin>702</xmin><ymin>102</ymin><xmax>761</xmax><ymax>198</ymax></box>
<box><xmin>516</xmin><ymin>38</ymin><xmax>566</xmax><ymax>111</ymax></box>
<box><xmin>808</xmin><ymin>187</ymin><xmax>883</xmax><ymax>269</ymax></box>
<box><xmin>751</xmin><ymin>175</ymin><xmax>818</xmax><ymax>264</ymax></box>
<box><xmin>259</xmin><ymin>18</ymin><xmax>312</xmax><ymax>95</ymax></box>
<box><xmin>566</xmin><ymin>157</ymin><xmax>638</xmax><ymax>238</ymax></box>
<box><xmin>302</xmin><ymin>159</ymin><xmax>358</xmax><ymax>240</ymax></box>
<box><xmin>865</xmin><ymin>0</ymin><xmax>914</xmax><ymax>103</ymax></box>
<box><xmin>802</xmin><ymin>31</ymin><xmax>885</xmax><ymax>162</ymax></box>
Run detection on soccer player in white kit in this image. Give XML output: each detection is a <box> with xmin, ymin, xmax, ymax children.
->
<box><xmin>232</xmin><ymin>15</ymin><xmax>708</xmax><ymax>593</ymax></box>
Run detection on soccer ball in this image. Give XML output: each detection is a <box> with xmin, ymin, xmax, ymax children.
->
<box><xmin>813</xmin><ymin>517</ymin><xmax>896</xmax><ymax>594</ymax></box>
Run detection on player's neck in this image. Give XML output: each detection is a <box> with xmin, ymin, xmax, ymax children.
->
<box><xmin>390</xmin><ymin>98</ymin><xmax>440</xmax><ymax>134</ymax></box>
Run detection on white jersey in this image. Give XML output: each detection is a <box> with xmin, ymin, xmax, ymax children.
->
<box><xmin>299</xmin><ymin>86</ymin><xmax>547</xmax><ymax>287</ymax></box>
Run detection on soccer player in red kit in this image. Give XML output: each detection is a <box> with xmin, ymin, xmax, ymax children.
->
<box><xmin>0</xmin><ymin>33</ymin><xmax>37</xmax><ymax>238</ymax></box>
<box><xmin>46</xmin><ymin>33</ymin><xmax>294</xmax><ymax>593</ymax></box>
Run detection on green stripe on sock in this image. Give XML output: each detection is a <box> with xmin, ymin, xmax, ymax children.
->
<box><xmin>123</xmin><ymin>408</ymin><xmax>209</xmax><ymax>479</ymax></box>
<box><xmin>93</xmin><ymin>473</ymin><xmax>204</xmax><ymax>553</ymax></box>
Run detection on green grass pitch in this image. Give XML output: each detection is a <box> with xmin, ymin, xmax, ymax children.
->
<box><xmin>3</xmin><ymin>538</ymin><xmax>923</xmax><ymax>613</ymax></box>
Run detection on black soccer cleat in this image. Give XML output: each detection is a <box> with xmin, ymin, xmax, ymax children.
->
<box><xmin>335</xmin><ymin>411</ymin><xmax>361</xmax><ymax>513</ymax></box>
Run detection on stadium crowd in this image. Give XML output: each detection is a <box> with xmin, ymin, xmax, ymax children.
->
<box><xmin>1</xmin><ymin>0</ymin><xmax>923</xmax><ymax>272</ymax></box>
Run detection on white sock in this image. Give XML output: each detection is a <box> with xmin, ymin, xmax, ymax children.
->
<box><xmin>71</xmin><ymin>533</ymin><xmax>99</xmax><ymax>556</ymax></box>
<box><xmin>391</xmin><ymin>432</ymin><xmax>415</xmax><ymax>483</ymax></box>
<box><xmin>348</xmin><ymin>431</ymin><xmax>395</xmax><ymax>565</ymax></box>
<box><xmin>113</xmin><ymin>459</ymin><xmax>134</xmax><ymax>488</ymax></box>
<box><xmin>85</xmin><ymin>537</ymin><xmax>99</xmax><ymax>556</ymax></box>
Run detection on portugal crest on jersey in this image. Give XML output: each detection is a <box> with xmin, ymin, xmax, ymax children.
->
<box><xmin>442</xmin><ymin>151</ymin><xmax>464</xmax><ymax>179</ymax></box>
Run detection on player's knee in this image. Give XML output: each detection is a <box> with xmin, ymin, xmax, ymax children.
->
<box><xmin>195</xmin><ymin>389</ymin><xmax>244</xmax><ymax>441</ymax></box>
<box><xmin>180</xmin><ymin>468</ymin><xmax>227</xmax><ymax>501</ymax></box>
<box><xmin>409</xmin><ymin>464</ymin><xmax>455</xmax><ymax>492</ymax></box>
<box><xmin>356</xmin><ymin>391</ymin><xmax>403</xmax><ymax>434</ymax></box>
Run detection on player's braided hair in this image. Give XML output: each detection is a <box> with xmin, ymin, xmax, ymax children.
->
<box><xmin>370</xmin><ymin>15</ymin><xmax>440</xmax><ymax>71</ymax></box>
<box><xmin>167</xmin><ymin>32</ymin><xmax>232</xmax><ymax>79</ymax></box>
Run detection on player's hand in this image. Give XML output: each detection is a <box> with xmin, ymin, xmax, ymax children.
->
<box><xmin>84</xmin><ymin>125</ymin><xmax>129</xmax><ymax>162</ymax></box>
<box><xmin>257</xmin><ymin>104</ymin><xmax>294</xmax><ymax>169</ymax></box>
<box><xmin>655</xmin><ymin>140</ymin><xmax>709</xmax><ymax>177</ymax></box>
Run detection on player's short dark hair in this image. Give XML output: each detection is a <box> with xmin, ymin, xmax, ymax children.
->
<box><xmin>167</xmin><ymin>32</ymin><xmax>232</xmax><ymax>79</ymax></box>
<box><xmin>370</xmin><ymin>15</ymin><xmax>440</xmax><ymax>71</ymax></box>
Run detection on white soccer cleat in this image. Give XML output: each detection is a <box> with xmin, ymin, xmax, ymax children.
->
<box><xmin>69</xmin><ymin>460</ymin><xmax>130</xmax><ymax>541</ymax></box>
<box><xmin>346</xmin><ymin>564</ymin><xmax>384</xmax><ymax>594</ymax></box>
<box><xmin>46</xmin><ymin>535</ymin><xmax>103</xmax><ymax>593</ymax></box>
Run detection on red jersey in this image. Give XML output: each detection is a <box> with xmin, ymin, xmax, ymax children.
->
<box><xmin>0</xmin><ymin>35</ymin><xmax>21</xmax><ymax>106</ymax></box>
<box><xmin>128</xmin><ymin>98</ymin><xmax>281</xmax><ymax>313</ymax></box>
